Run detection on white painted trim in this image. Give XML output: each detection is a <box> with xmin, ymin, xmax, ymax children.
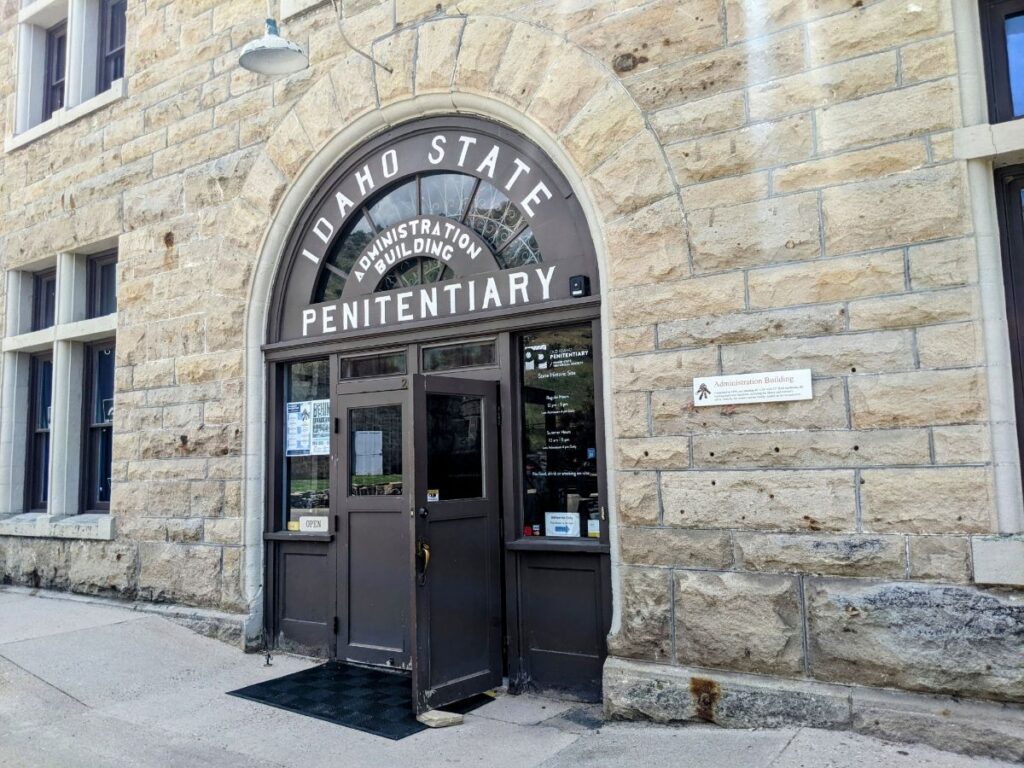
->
<box><xmin>280</xmin><ymin>0</ymin><xmax>328</xmax><ymax>21</ymax></box>
<box><xmin>0</xmin><ymin>512</ymin><xmax>114</xmax><ymax>540</ymax></box>
<box><xmin>954</xmin><ymin>119</ymin><xmax>1024</xmax><ymax>164</ymax></box>
<box><xmin>953</xmin><ymin>2</ymin><xmax>1024</xmax><ymax>536</ymax></box>
<box><xmin>0</xmin><ymin>353</ymin><xmax>31</xmax><ymax>516</ymax></box>
<box><xmin>5</xmin><ymin>78</ymin><xmax>125</xmax><ymax>152</ymax></box>
<box><xmin>18</xmin><ymin>0</ymin><xmax>67</xmax><ymax>29</ymax></box>
<box><xmin>243</xmin><ymin>93</ymin><xmax>618</xmax><ymax>643</ymax></box>
<box><xmin>2</xmin><ymin>326</ymin><xmax>56</xmax><ymax>353</ymax></box>
<box><xmin>49</xmin><ymin>339</ymin><xmax>84</xmax><ymax>517</ymax></box>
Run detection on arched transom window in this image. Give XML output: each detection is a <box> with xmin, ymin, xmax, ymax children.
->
<box><xmin>271</xmin><ymin>117</ymin><xmax>599</xmax><ymax>343</ymax></box>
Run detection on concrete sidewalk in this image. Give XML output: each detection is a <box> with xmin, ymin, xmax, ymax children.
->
<box><xmin>0</xmin><ymin>587</ymin><xmax>1015</xmax><ymax>768</ymax></box>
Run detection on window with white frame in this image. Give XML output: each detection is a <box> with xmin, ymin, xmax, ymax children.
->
<box><xmin>14</xmin><ymin>0</ymin><xmax>126</xmax><ymax>134</ymax></box>
<box><xmin>0</xmin><ymin>248</ymin><xmax>118</xmax><ymax>537</ymax></box>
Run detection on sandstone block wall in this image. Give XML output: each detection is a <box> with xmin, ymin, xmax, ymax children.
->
<box><xmin>0</xmin><ymin>0</ymin><xmax>1019</xmax><ymax>704</ymax></box>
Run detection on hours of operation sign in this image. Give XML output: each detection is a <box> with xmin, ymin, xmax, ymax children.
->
<box><xmin>692</xmin><ymin>369</ymin><xmax>813</xmax><ymax>407</ymax></box>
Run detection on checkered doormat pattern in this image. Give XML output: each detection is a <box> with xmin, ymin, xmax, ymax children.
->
<box><xmin>227</xmin><ymin>662</ymin><xmax>491</xmax><ymax>740</ymax></box>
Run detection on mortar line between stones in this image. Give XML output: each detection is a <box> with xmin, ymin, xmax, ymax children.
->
<box><xmin>669</xmin><ymin>565</ymin><xmax>677</xmax><ymax>666</ymax></box>
<box><xmin>904</xmin><ymin>535</ymin><xmax>912</xmax><ymax>579</ymax></box>
<box><xmin>854</xmin><ymin>468</ymin><xmax>863</xmax><ymax>533</ymax></box>
<box><xmin>797</xmin><ymin>575</ymin><xmax>810</xmax><ymax>678</ymax></box>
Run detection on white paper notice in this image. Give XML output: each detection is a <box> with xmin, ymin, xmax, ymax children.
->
<box><xmin>285</xmin><ymin>402</ymin><xmax>312</xmax><ymax>456</ymax></box>
<box><xmin>310</xmin><ymin>400</ymin><xmax>331</xmax><ymax>456</ymax></box>
<box><xmin>693</xmin><ymin>369</ymin><xmax>812</xmax><ymax>407</ymax></box>
<box><xmin>545</xmin><ymin>511</ymin><xmax>581</xmax><ymax>537</ymax></box>
<box><xmin>286</xmin><ymin>399</ymin><xmax>330</xmax><ymax>456</ymax></box>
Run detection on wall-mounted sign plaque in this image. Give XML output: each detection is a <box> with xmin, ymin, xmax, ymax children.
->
<box><xmin>693</xmin><ymin>369</ymin><xmax>812</xmax><ymax>407</ymax></box>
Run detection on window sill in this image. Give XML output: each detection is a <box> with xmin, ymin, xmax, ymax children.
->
<box><xmin>5</xmin><ymin>79</ymin><xmax>126</xmax><ymax>154</ymax></box>
<box><xmin>0</xmin><ymin>512</ymin><xmax>114</xmax><ymax>541</ymax></box>
<box><xmin>2</xmin><ymin>313</ymin><xmax>116</xmax><ymax>353</ymax></box>
<box><xmin>954</xmin><ymin>116</ymin><xmax>1024</xmax><ymax>164</ymax></box>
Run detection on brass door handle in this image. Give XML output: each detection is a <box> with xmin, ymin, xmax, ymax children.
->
<box><xmin>417</xmin><ymin>541</ymin><xmax>431</xmax><ymax>586</ymax></box>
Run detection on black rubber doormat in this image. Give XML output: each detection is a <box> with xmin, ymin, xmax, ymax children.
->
<box><xmin>227</xmin><ymin>662</ymin><xmax>493</xmax><ymax>740</ymax></box>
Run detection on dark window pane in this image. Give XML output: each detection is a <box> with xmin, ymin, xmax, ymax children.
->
<box><xmin>33</xmin><ymin>272</ymin><xmax>56</xmax><ymax>331</ymax></box>
<box><xmin>1008</xmin><ymin>14</ymin><xmax>1024</xmax><ymax>117</ymax></box>
<box><xmin>368</xmin><ymin>180</ymin><xmax>417</xmax><ymax>230</ymax></box>
<box><xmin>426</xmin><ymin>394</ymin><xmax>483</xmax><ymax>500</ymax></box>
<box><xmin>520</xmin><ymin>325</ymin><xmax>599</xmax><ymax>539</ymax></box>
<box><xmin>35</xmin><ymin>358</ymin><xmax>52</xmax><ymax>430</ymax></box>
<box><xmin>29</xmin><ymin>355</ymin><xmax>52</xmax><ymax>510</ymax></box>
<box><xmin>93</xmin><ymin>346</ymin><xmax>115</xmax><ymax>424</ymax></box>
<box><xmin>44</xmin><ymin>23</ymin><xmax>66</xmax><ymax>121</ymax></box>
<box><xmin>420</xmin><ymin>173</ymin><xmax>475</xmax><ymax>219</ymax></box>
<box><xmin>349</xmin><ymin>405</ymin><xmax>403</xmax><ymax>496</ymax></box>
<box><xmin>283</xmin><ymin>359</ymin><xmax>330</xmax><ymax>528</ymax></box>
<box><xmin>33</xmin><ymin>433</ymin><xmax>50</xmax><ymax>506</ymax></box>
<box><xmin>339</xmin><ymin>351</ymin><xmax>406</xmax><ymax>379</ymax></box>
<box><xmin>89</xmin><ymin>255</ymin><xmax>118</xmax><ymax>318</ymax></box>
<box><xmin>84</xmin><ymin>343</ymin><xmax>114</xmax><ymax>511</ymax></box>
<box><xmin>88</xmin><ymin>427</ymin><xmax>113</xmax><ymax>505</ymax></box>
<box><xmin>422</xmin><ymin>341</ymin><xmax>496</xmax><ymax>372</ymax></box>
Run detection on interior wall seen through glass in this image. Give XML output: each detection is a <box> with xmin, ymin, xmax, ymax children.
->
<box><xmin>520</xmin><ymin>325</ymin><xmax>599</xmax><ymax>539</ymax></box>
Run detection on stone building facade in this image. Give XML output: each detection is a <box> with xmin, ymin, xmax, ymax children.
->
<box><xmin>1</xmin><ymin>0</ymin><xmax>1023</xmax><ymax>758</ymax></box>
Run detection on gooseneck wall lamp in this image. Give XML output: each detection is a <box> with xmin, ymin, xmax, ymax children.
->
<box><xmin>239</xmin><ymin>17</ymin><xmax>309</xmax><ymax>75</ymax></box>
<box><xmin>238</xmin><ymin>0</ymin><xmax>392</xmax><ymax>77</ymax></box>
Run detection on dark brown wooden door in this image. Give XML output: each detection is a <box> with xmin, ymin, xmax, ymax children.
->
<box><xmin>411</xmin><ymin>374</ymin><xmax>503</xmax><ymax>714</ymax></box>
<box><xmin>335</xmin><ymin>383</ymin><xmax>411</xmax><ymax>667</ymax></box>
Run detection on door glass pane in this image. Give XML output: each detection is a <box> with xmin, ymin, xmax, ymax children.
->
<box><xmin>349</xmin><ymin>405</ymin><xmax>403</xmax><ymax>495</ymax></box>
<box><xmin>1007</xmin><ymin>13</ymin><xmax>1024</xmax><ymax>117</ymax></box>
<box><xmin>422</xmin><ymin>340</ymin><xmax>496</xmax><ymax>372</ymax></box>
<box><xmin>283</xmin><ymin>359</ymin><xmax>330</xmax><ymax>529</ymax></box>
<box><xmin>520</xmin><ymin>325</ymin><xmax>600</xmax><ymax>539</ymax></box>
<box><xmin>426</xmin><ymin>394</ymin><xmax>483</xmax><ymax>500</ymax></box>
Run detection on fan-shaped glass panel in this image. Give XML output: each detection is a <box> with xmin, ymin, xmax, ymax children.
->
<box><xmin>377</xmin><ymin>257</ymin><xmax>454</xmax><ymax>292</ymax></box>
<box><xmin>498</xmin><ymin>228</ymin><xmax>541</xmax><ymax>269</ymax></box>
<box><xmin>368</xmin><ymin>180</ymin><xmax>417</xmax><ymax>230</ymax></box>
<box><xmin>317</xmin><ymin>214</ymin><xmax>374</xmax><ymax>301</ymax></box>
<box><xmin>466</xmin><ymin>180</ymin><xmax>524</xmax><ymax>252</ymax></box>
<box><xmin>311</xmin><ymin>173</ymin><xmax>544</xmax><ymax>303</ymax></box>
<box><xmin>420</xmin><ymin>174</ymin><xmax>476</xmax><ymax>220</ymax></box>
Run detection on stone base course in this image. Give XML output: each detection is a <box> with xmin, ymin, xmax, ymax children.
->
<box><xmin>604</xmin><ymin>658</ymin><xmax>1024</xmax><ymax>762</ymax></box>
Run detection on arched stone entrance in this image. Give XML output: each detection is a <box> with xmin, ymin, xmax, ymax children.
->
<box><xmin>252</xmin><ymin>111</ymin><xmax>612</xmax><ymax>708</ymax></box>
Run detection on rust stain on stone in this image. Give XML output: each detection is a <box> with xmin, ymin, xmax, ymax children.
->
<box><xmin>689</xmin><ymin>677</ymin><xmax>720</xmax><ymax>723</ymax></box>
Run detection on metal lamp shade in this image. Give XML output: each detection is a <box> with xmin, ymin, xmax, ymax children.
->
<box><xmin>239</xmin><ymin>19</ymin><xmax>308</xmax><ymax>76</ymax></box>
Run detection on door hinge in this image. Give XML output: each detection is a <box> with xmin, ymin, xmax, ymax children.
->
<box><xmin>496</xmin><ymin>403</ymin><xmax>502</xmax><ymax>426</ymax></box>
<box><xmin>332</xmin><ymin>616</ymin><xmax>338</xmax><ymax>634</ymax></box>
<box><xmin>334</xmin><ymin>417</ymin><xmax>340</xmax><ymax>434</ymax></box>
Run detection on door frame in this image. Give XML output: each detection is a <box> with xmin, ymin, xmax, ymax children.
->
<box><xmin>262</xmin><ymin>309</ymin><xmax>610</xmax><ymax>698</ymax></box>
